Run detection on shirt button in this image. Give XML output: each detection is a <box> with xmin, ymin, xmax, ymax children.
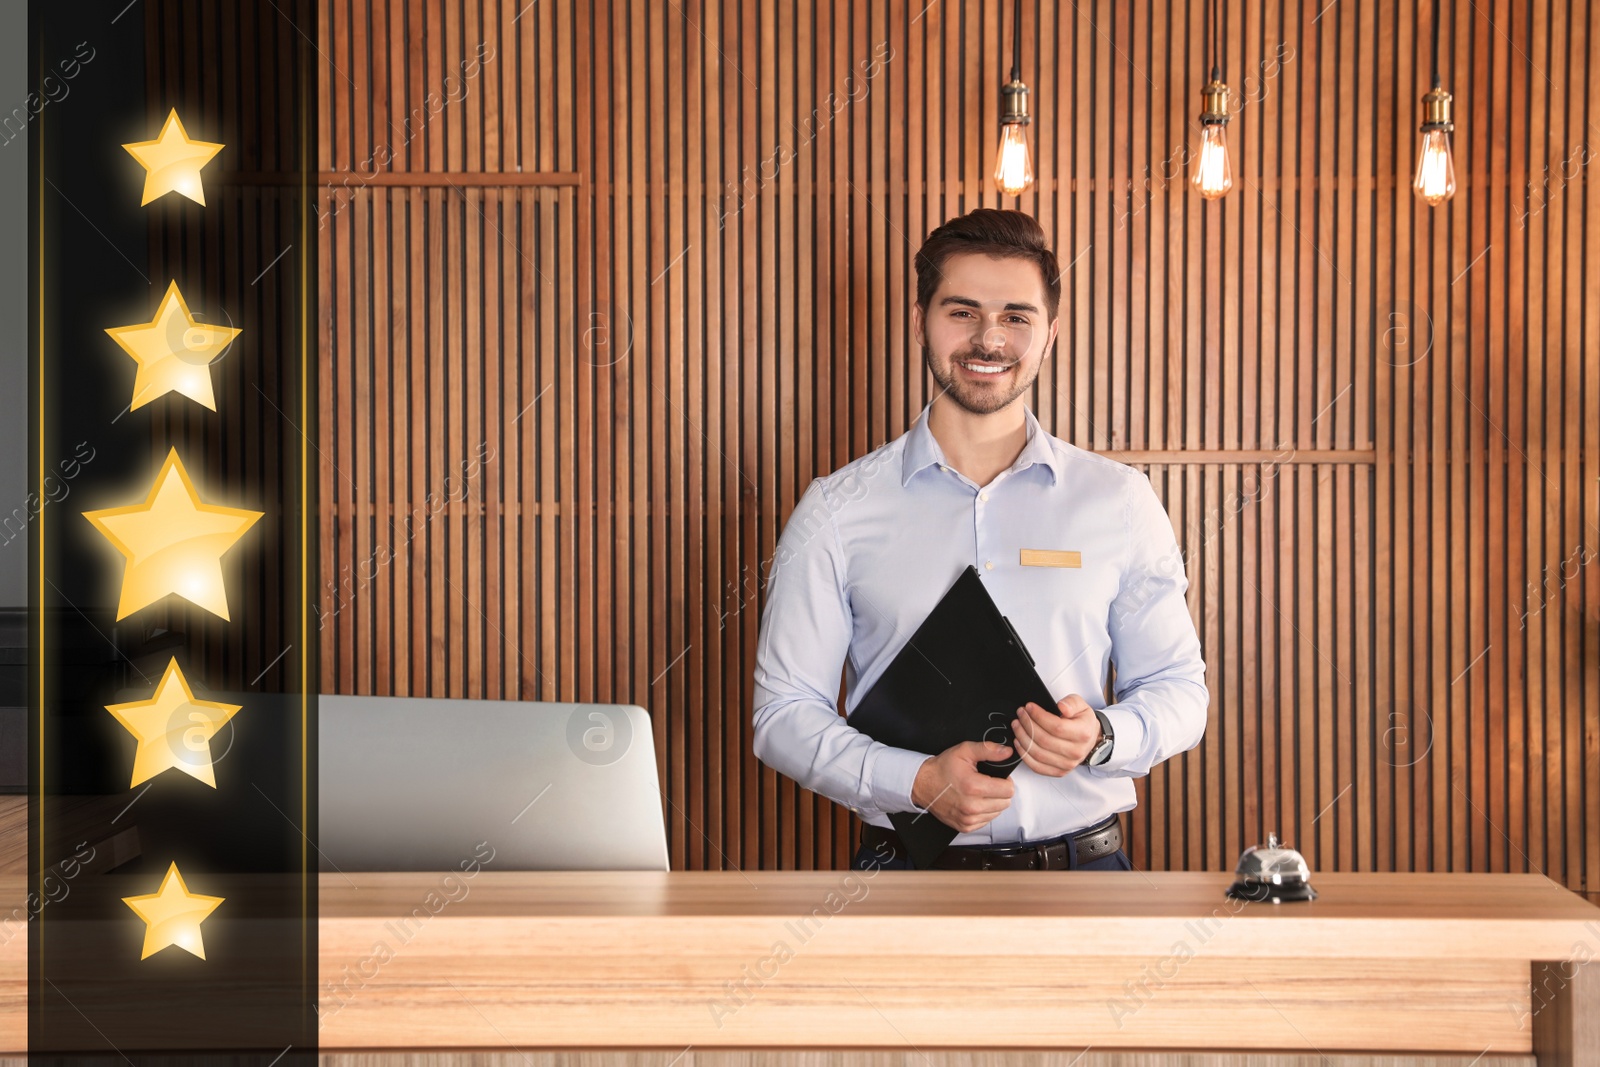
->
<box><xmin>984</xmin><ymin>561</ymin><xmax>994</xmax><ymax>570</ymax></box>
<box><xmin>980</xmin><ymin>492</ymin><xmax>989</xmax><ymax>501</ymax></box>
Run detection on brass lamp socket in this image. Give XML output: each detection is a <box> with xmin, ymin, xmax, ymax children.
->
<box><xmin>1000</xmin><ymin>79</ymin><xmax>1031</xmax><ymax>125</ymax></box>
<box><xmin>1420</xmin><ymin>85</ymin><xmax>1454</xmax><ymax>133</ymax></box>
<box><xmin>1199</xmin><ymin>79</ymin><xmax>1231</xmax><ymax>126</ymax></box>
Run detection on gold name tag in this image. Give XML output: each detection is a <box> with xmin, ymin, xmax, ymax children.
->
<box><xmin>1019</xmin><ymin>549</ymin><xmax>1081</xmax><ymax>568</ymax></box>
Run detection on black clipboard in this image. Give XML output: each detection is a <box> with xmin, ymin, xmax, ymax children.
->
<box><xmin>846</xmin><ymin>565</ymin><xmax>1060</xmax><ymax>867</ymax></box>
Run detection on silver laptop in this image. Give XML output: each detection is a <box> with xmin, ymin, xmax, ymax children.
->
<box><xmin>318</xmin><ymin>696</ymin><xmax>669</xmax><ymax>872</ymax></box>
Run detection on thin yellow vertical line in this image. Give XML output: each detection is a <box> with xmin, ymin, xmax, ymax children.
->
<box><xmin>36</xmin><ymin>58</ymin><xmax>45</xmax><ymax>966</ymax></box>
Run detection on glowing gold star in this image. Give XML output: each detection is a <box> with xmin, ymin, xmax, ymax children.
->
<box><xmin>105</xmin><ymin>281</ymin><xmax>241</xmax><ymax>411</ymax></box>
<box><xmin>83</xmin><ymin>449</ymin><xmax>263</xmax><ymax>621</ymax></box>
<box><xmin>122</xmin><ymin>109</ymin><xmax>224</xmax><ymax>206</ymax></box>
<box><xmin>122</xmin><ymin>862</ymin><xmax>224</xmax><ymax>960</ymax></box>
<box><xmin>106</xmin><ymin>658</ymin><xmax>241</xmax><ymax>788</ymax></box>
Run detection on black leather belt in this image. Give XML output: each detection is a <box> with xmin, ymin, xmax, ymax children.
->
<box><xmin>860</xmin><ymin>813</ymin><xmax>1123</xmax><ymax>870</ymax></box>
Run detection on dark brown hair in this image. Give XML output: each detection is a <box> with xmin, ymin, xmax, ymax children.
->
<box><xmin>914</xmin><ymin>209</ymin><xmax>1061</xmax><ymax>323</ymax></box>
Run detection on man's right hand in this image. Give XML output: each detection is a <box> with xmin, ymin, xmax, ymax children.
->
<box><xmin>909</xmin><ymin>740</ymin><xmax>1016</xmax><ymax>833</ymax></box>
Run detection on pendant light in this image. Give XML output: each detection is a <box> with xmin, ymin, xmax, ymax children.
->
<box><xmin>1191</xmin><ymin>0</ymin><xmax>1233</xmax><ymax>200</ymax></box>
<box><xmin>993</xmin><ymin>0</ymin><xmax>1033</xmax><ymax>197</ymax></box>
<box><xmin>1413</xmin><ymin>0</ymin><xmax>1457</xmax><ymax>205</ymax></box>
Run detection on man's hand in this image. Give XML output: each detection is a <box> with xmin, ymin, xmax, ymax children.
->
<box><xmin>1011</xmin><ymin>695</ymin><xmax>1101</xmax><ymax>777</ymax></box>
<box><xmin>910</xmin><ymin>740</ymin><xmax>1015</xmax><ymax>833</ymax></box>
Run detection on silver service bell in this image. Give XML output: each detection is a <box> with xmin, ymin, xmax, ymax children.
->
<box><xmin>1225</xmin><ymin>831</ymin><xmax>1317</xmax><ymax>903</ymax></box>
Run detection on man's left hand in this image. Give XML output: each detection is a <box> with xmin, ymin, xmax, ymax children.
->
<box><xmin>1011</xmin><ymin>695</ymin><xmax>1100</xmax><ymax>777</ymax></box>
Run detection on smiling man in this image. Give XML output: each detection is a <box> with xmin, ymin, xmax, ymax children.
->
<box><xmin>752</xmin><ymin>208</ymin><xmax>1209</xmax><ymax>872</ymax></box>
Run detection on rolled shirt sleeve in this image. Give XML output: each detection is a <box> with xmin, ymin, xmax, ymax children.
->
<box><xmin>751</xmin><ymin>479</ymin><xmax>929</xmax><ymax>820</ymax></box>
<box><xmin>1091</xmin><ymin>473</ymin><xmax>1211</xmax><ymax>777</ymax></box>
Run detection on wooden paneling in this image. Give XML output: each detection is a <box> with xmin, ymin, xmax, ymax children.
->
<box><xmin>317</xmin><ymin>0</ymin><xmax>1600</xmax><ymax>889</ymax></box>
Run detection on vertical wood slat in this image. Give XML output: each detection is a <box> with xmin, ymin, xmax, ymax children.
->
<box><xmin>312</xmin><ymin>0</ymin><xmax>1599</xmax><ymax>890</ymax></box>
<box><xmin>1585</xmin><ymin>0</ymin><xmax>1600</xmax><ymax>901</ymax></box>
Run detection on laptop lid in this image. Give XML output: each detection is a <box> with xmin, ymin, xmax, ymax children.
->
<box><xmin>318</xmin><ymin>696</ymin><xmax>669</xmax><ymax>872</ymax></box>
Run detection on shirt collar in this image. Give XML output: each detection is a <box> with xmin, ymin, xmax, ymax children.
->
<box><xmin>900</xmin><ymin>403</ymin><xmax>1060</xmax><ymax>487</ymax></box>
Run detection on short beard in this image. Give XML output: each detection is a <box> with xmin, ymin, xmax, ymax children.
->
<box><xmin>924</xmin><ymin>345</ymin><xmax>1037</xmax><ymax>415</ymax></box>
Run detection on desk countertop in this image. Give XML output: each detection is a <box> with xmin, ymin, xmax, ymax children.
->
<box><xmin>320</xmin><ymin>869</ymin><xmax>1600</xmax><ymax>959</ymax></box>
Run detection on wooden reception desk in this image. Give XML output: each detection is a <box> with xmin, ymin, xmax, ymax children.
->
<box><xmin>314</xmin><ymin>870</ymin><xmax>1600</xmax><ymax>1065</ymax></box>
<box><xmin>0</xmin><ymin>867</ymin><xmax>1593</xmax><ymax>1062</ymax></box>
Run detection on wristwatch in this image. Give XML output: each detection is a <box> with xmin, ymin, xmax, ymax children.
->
<box><xmin>1087</xmin><ymin>709</ymin><xmax>1115</xmax><ymax>767</ymax></box>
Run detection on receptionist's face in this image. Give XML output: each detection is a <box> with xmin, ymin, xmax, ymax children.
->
<box><xmin>915</xmin><ymin>252</ymin><xmax>1059</xmax><ymax>416</ymax></box>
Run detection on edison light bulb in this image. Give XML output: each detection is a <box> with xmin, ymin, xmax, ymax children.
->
<box><xmin>994</xmin><ymin>123</ymin><xmax>1033</xmax><ymax>197</ymax></box>
<box><xmin>1413</xmin><ymin>127</ymin><xmax>1456</xmax><ymax>205</ymax></box>
<box><xmin>1192</xmin><ymin>125</ymin><xmax>1232</xmax><ymax>200</ymax></box>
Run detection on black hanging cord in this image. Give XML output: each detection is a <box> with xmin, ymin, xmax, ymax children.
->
<box><xmin>1010</xmin><ymin>0</ymin><xmax>1023</xmax><ymax>81</ymax></box>
<box><xmin>1431</xmin><ymin>0</ymin><xmax>1442</xmax><ymax>87</ymax></box>
<box><xmin>1208</xmin><ymin>0</ymin><xmax>1222</xmax><ymax>82</ymax></box>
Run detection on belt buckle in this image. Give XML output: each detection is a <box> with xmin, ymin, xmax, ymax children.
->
<box><xmin>985</xmin><ymin>838</ymin><xmax>1052</xmax><ymax>869</ymax></box>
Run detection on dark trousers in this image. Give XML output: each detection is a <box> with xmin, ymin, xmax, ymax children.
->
<box><xmin>849</xmin><ymin>833</ymin><xmax>1135</xmax><ymax>872</ymax></box>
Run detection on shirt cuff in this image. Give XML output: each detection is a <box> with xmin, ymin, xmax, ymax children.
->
<box><xmin>1091</xmin><ymin>706</ymin><xmax>1147</xmax><ymax>775</ymax></box>
<box><xmin>867</xmin><ymin>745</ymin><xmax>930</xmax><ymax>815</ymax></box>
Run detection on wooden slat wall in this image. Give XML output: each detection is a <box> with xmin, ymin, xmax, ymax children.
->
<box><xmin>317</xmin><ymin>0</ymin><xmax>1600</xmax><ymax>890</ymax></box>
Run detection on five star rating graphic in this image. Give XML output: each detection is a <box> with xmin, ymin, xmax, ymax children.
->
<box><xmin>91</xmin><ymin>111</ymin><xmax>239</xmax><ymax>962</ymax></box>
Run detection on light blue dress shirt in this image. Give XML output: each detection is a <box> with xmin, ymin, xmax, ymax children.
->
<box><xmin>751</xmin><ymin>402</ymin><xmax>1209</xmax><ymax>846</ymax></box>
